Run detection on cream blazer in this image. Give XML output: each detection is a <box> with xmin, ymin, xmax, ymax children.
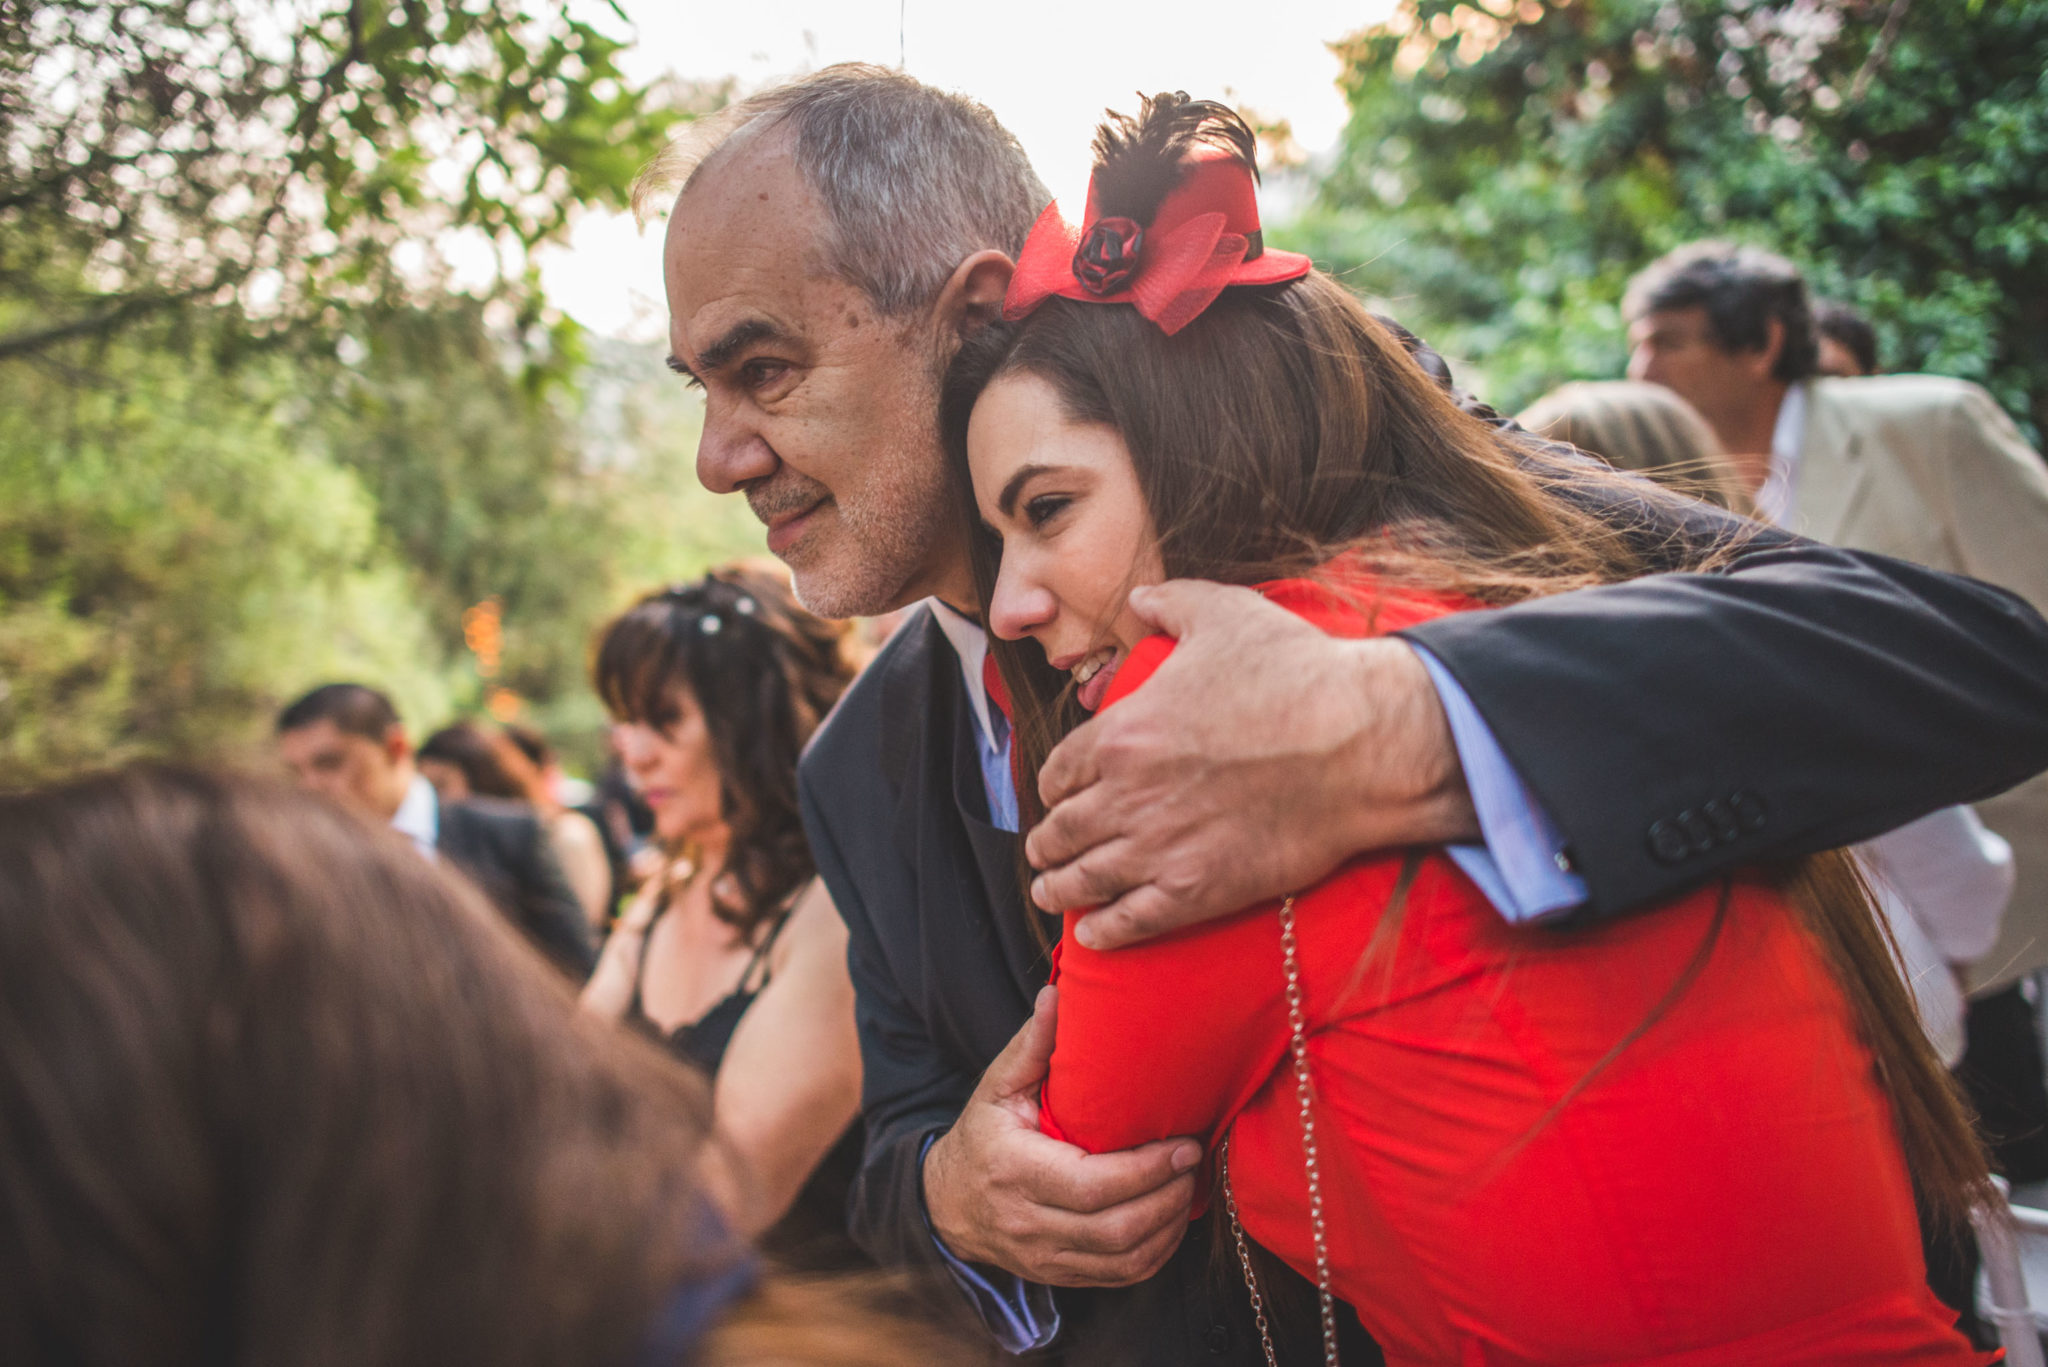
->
<box><xmin>1790</xmin><ymin>375</ymin><xmax>2048</xmax><ymax>992</ymax></box>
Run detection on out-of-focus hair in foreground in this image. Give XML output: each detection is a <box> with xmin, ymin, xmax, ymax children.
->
<box><xmin>0</xmin><ymin>766</ymin><xmax>964</xmax><ymax>1367</ymax></box>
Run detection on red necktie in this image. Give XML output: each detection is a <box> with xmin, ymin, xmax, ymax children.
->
<box><xmin>980</xmin><ymin>649</ymin><xmax>1025</xmax><ymax>810</ymax></box>
<box><xmin>981</xmin><ymin>650</ymin><xmax>1012</xmax><ymax>724</ymax></box>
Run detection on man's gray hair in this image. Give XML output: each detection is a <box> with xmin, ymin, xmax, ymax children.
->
<box><xmin>636</xmin><ymin>64</ymin><xmax>1049</xmax><ymax>318</ymax></box>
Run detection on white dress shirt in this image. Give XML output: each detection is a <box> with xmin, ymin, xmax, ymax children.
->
<box><xmin>390</xmin><ymin>772</ymin><xmax>440</xmax><ymax>861</ymax></box>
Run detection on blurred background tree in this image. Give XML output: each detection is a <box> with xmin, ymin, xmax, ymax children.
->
<box><xmin>0</xmin><ymin>0</ymin><xmax>754</xmax><ymax>782</ymax></box>
<box><xmin>1285</xmin><ymin>0</ymin><xmax>2048</xmax><ymax>440</ymax></box>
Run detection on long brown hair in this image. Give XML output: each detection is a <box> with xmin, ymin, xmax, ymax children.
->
<box><xmin>594</xmin><ymin>564</ymin><xmax>856</xmax><ymax>942</ymax></box>
<box><xmin>940</xmin><ymin>96</ymin><xmax>1988</xmax><ymax>1236</ymax></box>
<box><xmin>0</xmin><ymin>766</ymin><xmax>963</xmax><ymax>1366</ymax></box>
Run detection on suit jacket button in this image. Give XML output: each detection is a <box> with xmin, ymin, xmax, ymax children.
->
<box><xmin>1730</xmin><ymin>790</ymin><xmax>1768</xmax><ymax>831</ymax></box>
<box><xmin>1206</xmin><ymin>1324</ymin><xmax>1232</xmax><ymax>1354</ymax></box>
<box><xmin>1701</xmin><ymin>798</ymin><xmax>1741</xmax><ymax>843</ymax></box>
<box><xmin>1678</xmin><ymin>808</ymin><xmax>1715</xmax><ymax>855</ymax></box>
<box><xmin>1648</xmin><ymin>819</ymin><xmax>1691</xmax><ymax>864</ymax></box>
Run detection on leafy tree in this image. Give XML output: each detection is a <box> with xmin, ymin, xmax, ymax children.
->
<box><xmin>0</xmin><ymin>1</ymin><xmax>759</xmax><ymax>782</ymax></box>
<box><xmin>0</xmin><ymin>0</ymin><xmax>685</xmax><ymax>362</ymax></box>
<box><xmin>1289</xmin><ymin>0</ymin><xmax>2048</xmax><ymax>439</ymax></box>
<box><xmin>0</xmin><ymin>322</ymin><xmax>455</xmax><ymax>779</ymax></box>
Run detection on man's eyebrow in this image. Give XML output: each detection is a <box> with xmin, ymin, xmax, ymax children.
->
<box><xmin>694</xmin><ymin>318</ymin><xmax>791</xmax><ymax>376</ymax></box>
<box><xmin>997</xmin><ymin>463</ymin><xmax>1056</xmax><ymax>518</ymax></box>
<box><xmin>664</xmin><ymin>354</ymin><xmax>697</xmax><ymax>382</ymax></box>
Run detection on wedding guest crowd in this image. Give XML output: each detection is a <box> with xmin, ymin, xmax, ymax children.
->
<box><xmin>11</xmin><ymin>61</ymin><xmax>2048</xmax><ymax>1367</ymax></box>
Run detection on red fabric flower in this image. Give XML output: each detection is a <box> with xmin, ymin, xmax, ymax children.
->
<box><xmin>1072</xmin><ymin>216</ymin><xmax>1144</xmax><ymax>295</ymax></box>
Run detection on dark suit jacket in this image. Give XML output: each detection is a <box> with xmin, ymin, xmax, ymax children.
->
<box><xmin>437</xmin><ymin>796</ymin><xmax>596</xmax><ymax>979</ymax></box>
<box><xmin>799</xmin><ymin>472</ymin><xmax>2048</xmax><ymax>1363</ymax></box>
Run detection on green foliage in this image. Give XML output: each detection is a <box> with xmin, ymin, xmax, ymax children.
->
<box><xmin>0</xmin><ymin>1</ymin><xmax>761</xmax><ymax>782</ymax></box>
<box><xmin>1293</xmin><ymin>0</ymin><xmax>2048</xmax><ymax>437</ymax></box>
<box><xmin>0</xmin><ymin>0</ymin><xmax>689</xmax><ymax>363</ymax></box>
<box><xmin>0</xmin><ymin>327</ymin><xmax>455</xmax><ymax>780</ymax></box>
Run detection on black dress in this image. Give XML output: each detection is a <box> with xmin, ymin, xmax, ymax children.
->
<box><xmin>628</xmin><ymin>910</ymin><xmax>867</xmax><ymax>1272</ymax></box>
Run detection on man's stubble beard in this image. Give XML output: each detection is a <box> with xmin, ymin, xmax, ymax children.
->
<box><xmin>771</xmin><ymin>361</ymin><xmax>961</xmax><ymax>621</ymax></box>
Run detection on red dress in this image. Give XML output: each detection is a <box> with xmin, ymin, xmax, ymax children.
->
<box><xmin>1038</xmin><ymin>570</ymin><xmax>1988</xmax><ymax>1366</ymax></box>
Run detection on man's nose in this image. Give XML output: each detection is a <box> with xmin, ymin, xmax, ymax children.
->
<box><xmin>695</xmin><ymin>402</ymin><xmax>778</xmax><ymax>495</ymax></box>
<box><xmin>1626</xmin><ymin>345</ymin><xmax>1656</xmax><ymax>383</ymax></box>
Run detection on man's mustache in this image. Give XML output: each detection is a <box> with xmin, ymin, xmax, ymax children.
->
<box><xmin>745</xmin><ymin>473</ymin><xmax>831</xmax><ymax>525</ymax></box>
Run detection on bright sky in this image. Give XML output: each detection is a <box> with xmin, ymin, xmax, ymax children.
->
<box><xmin>536</xmin><ymin>0</ymin><xmax>1394</xmax><ymax>340</ymax></box>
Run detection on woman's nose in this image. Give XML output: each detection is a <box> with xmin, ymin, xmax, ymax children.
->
<box><xmin>987</xmin><ymin>559</ymin><xmax>1056</xmax><ymax>642</ymax></box>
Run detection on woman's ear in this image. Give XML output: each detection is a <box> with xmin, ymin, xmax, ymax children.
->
<box><xmin>934</xmin><ymin>249</ymin><xmax>1015</xmax><ymax>341</ymax></box>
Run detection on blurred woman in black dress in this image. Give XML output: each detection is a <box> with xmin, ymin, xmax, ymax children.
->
<box><xmin>581</xmin><ymin>564</ymin><xmax>866</xmax><ymax>1269</ymax></box>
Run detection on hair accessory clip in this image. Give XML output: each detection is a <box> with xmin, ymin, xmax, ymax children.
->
<box><xmin>698</xmin><ymin>614</ymin><xmax>723</xmax><ymax>636</ymax></box>
<box><xmin>733</xmin><ymin>596</ymin><xmax>758</xmax><ymax>616</ymax></box>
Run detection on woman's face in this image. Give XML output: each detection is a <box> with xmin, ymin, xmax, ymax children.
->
<box><xmin>968</xmin><ymin>372</ymin><xmax>1164</xmax><ymax>710</ymax></box>
<box><xmin>611</xmin><ymin>685</ymin><xmax>727</xmax><ymax>847</ymax></box>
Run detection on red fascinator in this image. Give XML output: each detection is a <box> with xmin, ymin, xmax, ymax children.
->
<box><xmin>1003</xmin><ymin>95</ymin><xmax>1312</xmax><ymax>336</ymax></box>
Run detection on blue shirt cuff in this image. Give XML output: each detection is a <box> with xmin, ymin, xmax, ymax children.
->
<box><xmin>918</xmin><ymin>1132</ymin><xmax>1060</xmax><ymax>1352</ymax></box>
<box><xmin>1412</xmin><ymin>645</ymin><xmax>1588</xmax><ymax>923</ymax></box>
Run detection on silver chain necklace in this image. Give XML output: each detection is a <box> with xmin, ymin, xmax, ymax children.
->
<box><xmin>1221</xmin><ymin>893</ymin><xmax>1340</xmax><ymax>1366</ymax></box>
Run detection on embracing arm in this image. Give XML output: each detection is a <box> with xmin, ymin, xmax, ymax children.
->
<box><xmin>710</xmin><ymin>878</ymin><xmax>863</xmax><ymax>1241</ymax></box>
<box><xmin>1408</xmin><ymin>532</ymin><xmax>2048</xmax><ymax>916</ymax></box>
<box><xmin>1028</xmin><ymin>492</ymin><xmax>2048</xmax><ymax>943</ymax></box>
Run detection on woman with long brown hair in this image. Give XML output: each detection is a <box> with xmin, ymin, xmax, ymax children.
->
<box><xmin>945</xmin><ymin>94</ymin><xmax>1992</xmax><ymax>1365</ymax></box>
<box><xmin>0</xmin><ymin>766</ymin><xmax>962</xmax><ymax>1367</ymax></box>
<box><xmin>581</xmin><ymin>564</ymin><xmax>866</xmax><ymax>1269</ymax></box>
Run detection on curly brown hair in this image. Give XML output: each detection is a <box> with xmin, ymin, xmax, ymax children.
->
<box><xmin>593</xmin><ymin>564</ymin><xmax>856</xmax><ymax>942</ymax></box>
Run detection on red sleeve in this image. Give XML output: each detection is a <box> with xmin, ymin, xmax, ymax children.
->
<box><xmin>1037</xmin><ymin>632</ymin><xmax>1291</xmax><ymax>1158</ymax></box>
<box><xmin>1039</xmin><ymin>909</ymin><xmax>1291</xmax><ymax>1158</ymax></box>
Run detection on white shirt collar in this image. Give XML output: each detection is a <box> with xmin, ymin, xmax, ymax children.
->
<box><xmin>390</xmin><ymin>771</ymin><xmax>440</xmax><ymax>859</ymax></box>
<box><xmin>1753</xmin><ymin>381</ymin><xmax>1809</xmax><ymax>527</ymax></box>
<box><xmin>927</xmin><ymin>598</ymin><xmax>999</xmax><ymax>754</ymax></box>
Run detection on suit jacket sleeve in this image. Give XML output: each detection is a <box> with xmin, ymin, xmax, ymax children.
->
<box><xmin>506</xmin><ymin>814</ymin><xmax>597</xmax><ymax>978</ymax></box>
<box><xmin>797</xmin><ymin>762</ymin><xmax>966</xmax><ymax>1271</ymax></box>
<box><xmin>1403</xmin><ymin>465</ymin><xmax>2048</xmax><ymax>919</ymax></box>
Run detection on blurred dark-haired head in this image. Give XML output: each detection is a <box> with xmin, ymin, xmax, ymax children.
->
<box><xmin>1623</xmin><ymin>241</ymin><xmax>1818</xmax><ymax>383</ymax></box>
<box><xmin>274</xmin><ymin>680</ymin><xmax>414</xmax><ymax>821</ymax></box>
<box><xmin>418</xmin><ymin>720</ymin><xmax>543</xmax><ymax>805</ymax></box>
<box><xmin>1814</xmin><ymin>298</ymin><xmax>1878</xmax><ymax>377</ymax></box>
<box><xmin>593</xmin><ymin>564</ymin><xmax>855</xmax><ymax>940</ymax></box>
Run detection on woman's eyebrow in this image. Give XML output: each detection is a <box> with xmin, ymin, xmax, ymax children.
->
<box><xmin>997</xmin><ymin>463</ymin><xmax>1057</xmax><ymax>517</ymax></box>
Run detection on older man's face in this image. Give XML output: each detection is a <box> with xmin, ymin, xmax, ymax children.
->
<box><xmin>664</xmin><ymin>134</ymin><xmax>960</xmax><ymax>618</ymax></box>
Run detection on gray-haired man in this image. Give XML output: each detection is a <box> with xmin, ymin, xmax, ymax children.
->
<box><xmin>647</xmin><ymin>66</ymin><xmax>2048</xmax><ymax>1362</ymax></box>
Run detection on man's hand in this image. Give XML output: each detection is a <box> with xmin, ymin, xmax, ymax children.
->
<box><xmin>923</xmin><ymin>986</ymin><xmax>1201</xmax><ymax>1287</ymax></box>
<box><xmin>1026</xmin><ymin>580</ymin><xmax>1479</xmax><ymax>950</ymax></box>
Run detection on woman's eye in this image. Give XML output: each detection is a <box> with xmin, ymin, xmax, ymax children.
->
<box><xmin>1023</xmin><ymin>493</ymin><xmax>1071</xmax><ymax>528</ymax></box>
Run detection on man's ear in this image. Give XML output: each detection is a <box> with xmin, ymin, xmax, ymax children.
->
<box><xmin>1749</xmin><ymin>316</ymin><xmax>1787</xmax><ymax>380</ymax></box>
<box><xmin>384</xmin><ymin>724</ymin><xmax>412</xmax><ymax>766</ymax></box>
<box><xmin>933</xmin><ymin>249</ymin><xmax>1015</xmax><ymax>342</ymax></box>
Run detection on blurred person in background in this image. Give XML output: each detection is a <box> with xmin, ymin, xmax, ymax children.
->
<box><xmin>0</xmin><ymin>766</ymin><xmax>966</xmax><ymax>1367</ymax></box>
<box><xmin>1519</xmin><ymin>375</ymin><xmax>2017</xmax><ymax>1064</ymax></box>
<box><xmin>1625</xmin><ymin>240</ymin><xmax>2048</xmax><ymax>1188</ymax></box>
<box><xmin>275</xmin><ymin>683</ymin><xmax>594</xmax><ymax>979</ymax></box>
<box><xmin>1815</xmin><ymin>298</ymin><xmax>1880</xmax><ymax>378</ymax></box>
<box><xmin>581</xmin><ymin>566</ymin><xmax>866</xmax><ymax>1269</ymax></box>
<box><xmin>421</xmin><ymin>720</ymin><xmax>615</xmax><ymax>931</ymax></box>
<box><xmin>1517</xmin><ymin>378</ymin><xmax>1752</xmax><ymax>512</ymax></box>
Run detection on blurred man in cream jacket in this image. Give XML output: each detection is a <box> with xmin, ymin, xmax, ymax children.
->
<box><xmin>1628</xmin><ymin>240</ymin><xmax>2048</xmax><ymax>1178</ymax></box>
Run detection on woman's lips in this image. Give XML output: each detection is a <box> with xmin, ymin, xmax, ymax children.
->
<box><xmin>1076</xmin><ymin>652</ymin><xmax>1123</xmax><ymax>711</ymax></box>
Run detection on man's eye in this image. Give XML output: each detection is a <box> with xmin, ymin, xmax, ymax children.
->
<box><xmin>1024</xmin><ymin>493</ymin><xmax>1071</xmax><ymax>528</ymax></box>
<box><xmin>740</xmin><ymin>359</ymin><xmax>789</xmax><ymax>390</ymax></box>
